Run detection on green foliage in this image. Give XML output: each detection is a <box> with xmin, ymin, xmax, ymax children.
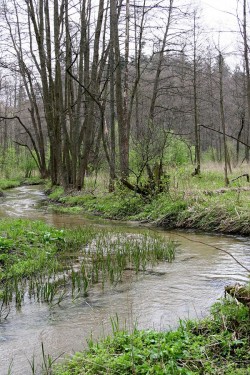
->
<box><xmin>0</xmin><ymin>146</ymin><xmax>39</xmax><ymax>179</ymax></box>
<box><xmin>19</xmin><ymin>151</ymin><xmax>38</xmax><ymax>178</ymax></box>
<box><xmin>175</xmin><ymin>191</ymin><xmax>250</xmax><ymax>234</ymax></box>
<box><xmin>202</xmin><ymin>147</ymin><xmax>218</xmax><ymax>162</ymax></box>
<box><xmin>54</xmin><ymin>299</ymin><xmax>250</xmax><ymax>375</ymax></box>
<box><xmin>106</xmin><ymin>188</ymin><xmax>144</xmax><ymax>218</ymax></box>
<box><xmin>48</xmin><ymin>187</ymin><xmax>65</xmax><ymax>201</ymax></box>
<box><xmin>0</xmin><ymin>219</ymin><xmax>65</xmax><ymax>278</ymax></box>
<box><xmin>129</xmin><ymin>134</ymin><xmax>193</xmax><ymax>194</ymax></box>
<box><xmin>22</xmin><ymin>176</ymin><xmax>45</xmax><ymax>185</ymax></box>
<box><xmin>132</xmin><ymin>194</ymin><xmax>188</xmax><ymax>222</ymax></box>
<box><xmin>47</xmin><ymin>163</ymin><xmax>250</xmax><ymax>235</ymax></box>
<box><xmin>163</xmin><ymin>134</ymin><xmax>194</xmax><ymax>166</ymax></box>
<box><xmin>0</xmin><ymin>177</ymin><xmax>44</xmax><ymax>197</ymax></box>
<box><xmin>53</xmin><ymin>189</ymin><xmax>144</xmax><ymax>219</ymax></box>
<box><xmin>0</xmin><ymin>179</ymin><xmax>20</xmax><ymax>190</ymax></box>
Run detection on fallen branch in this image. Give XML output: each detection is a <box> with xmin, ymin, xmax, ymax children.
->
<box><xmin>203</xmin><ymin>186</ymin><xmax>250</xmax><ymax>196</ymax></box>
<box><xmin>172</xmin><ymin>233</ymin><xmax>250</xmax><ymax>273</ymax></box>
<box><xmin>120</xmin><ymin>178</ymin><xmax>148</xmax><ymax>196</ymax></box>
<box><xmin>200</xmin><ymin>124</ymin><xmax>250</xmax><ymax>149</ymax></box>
<box><xmin>146</xmin><ymin>226</ymin><xmax>250</xmax><ymax>274</ymax></box>
<box><xmin>231</xmin><ymin>174</ymin><xmax>249</xmax><ymax>183</ymax></box>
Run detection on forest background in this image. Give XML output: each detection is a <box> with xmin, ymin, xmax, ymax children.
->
<box><xmin>0</xmin><ymin>0</ymin><xmax>249</xmax><ymax>193</ymax></box>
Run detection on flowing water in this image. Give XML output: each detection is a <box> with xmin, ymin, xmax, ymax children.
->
<box><xmin>0</xmin><ymin>186</ymin><xmax>249</xmax><ymax>375</ymax></box>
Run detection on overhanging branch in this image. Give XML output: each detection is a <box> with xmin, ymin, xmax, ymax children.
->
<box><xmin>200</xmin><ymin>124</ymin><xmax>250</xmax><ymax>149</ymax></box>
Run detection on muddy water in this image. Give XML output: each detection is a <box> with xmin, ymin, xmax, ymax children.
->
<box><xmin>0</xmin><ymin>186</ymin><xmax>249</xmax><ymax>375</ymax></box>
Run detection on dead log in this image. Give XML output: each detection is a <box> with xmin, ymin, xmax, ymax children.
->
<box><xmin>120</xmin><ymin>178</ymin><xmax>149</xmax><ymax>196</ymax></box>
<box><xmin>203</xmin><ymin>186</ymin><xmax>250</xmax><ymax>196</ymax></box>
<box><xmin>230</xmin><ymin>174</ymin><xmax>249</xmax><ymax>183</ymax></box>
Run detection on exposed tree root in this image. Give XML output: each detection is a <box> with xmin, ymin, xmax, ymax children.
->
<box><xmin>225</xmin><ymin>284</ymin><xmax>250</xmax><ymax>308</ymax></box>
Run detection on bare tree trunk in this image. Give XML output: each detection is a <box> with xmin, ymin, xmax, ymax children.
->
<box><xmin>144</xmin><ymin>0</ymin><xmax>173</xmax><ymax>187</ymax></box>
<box><xmin>148</xmin><ymin>0</ymin><xmax>173</xmax><ymax>122</ymax></box>
<box><xmin>243</xmin><ymin>0</ymin><xmax>250</xmax><ymax>162</ymax></box>
<box><xmin>110</xmin><ymin>0</ymin><xmax>129</xmax><ymax>177</ymax></box>
<box><xmin>109</xmin><ymin>12</ymin><xmax>116</xmax><ymax>191</ymax></box>
<box><xmin>77</xmin><ymin>0</ymin><xmax>105</xmax><ymax>189</ymax></box>
<box><xmin>193</xmin><ymin>12</ymin><xmax>201</xmax><ymax>175</ymax></box>
<box><xmin>4</xmin><ymin>0</ymin><xmax>49</xmax><ymax>178</ymax></box>
<box><xmin>130</xmin><ymin>0</ymin><xmax>147</xmax><ymax>139</ymax></box>
<box><xmin>237</xmin><ymin>115</ymin><xmax>244</xmax><ymax>164</ymax></box>
<box><xmin>218</xmin><ymin>52</ymin><xmax>229</xmax><ymax>186</ymax></box>
<box><xmin>25</xmin><ymin>0</ymin><xmax>64</xmax><ymax>185</ymax></box>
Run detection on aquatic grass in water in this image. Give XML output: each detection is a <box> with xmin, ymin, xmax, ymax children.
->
<box><xmin>0</xmin><ymin>219</ymin><xmax>177</xmax><ymax>312</ymax></box>
<box><xmin>69</xmin><ymin>231</ymin><xmax>177</xmax><ymax>298</ymax></box>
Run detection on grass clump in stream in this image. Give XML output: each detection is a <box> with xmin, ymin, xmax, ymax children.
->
<box><xmin>54</xmin><ymin>298</ymin><xmax>250</xmax><ymax>375</ymax></box>
<box><xmin>0</xmin><ymin>219</ymin><xmax>177</xmax><ymax>315</ymax></box>
<box><xmin>69</xmin><ymin>230</ymin><xmax>176</xmax><ymax>298</ymax></box>
<box><xmin>0</xmin><ymin>219</ymin><xmax>96</xmax><ymax>313</ymax></box>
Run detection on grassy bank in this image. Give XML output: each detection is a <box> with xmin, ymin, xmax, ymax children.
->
<box><xmin>0</xmin><ymin>176</ymin><xmax>44</xmax><ymax>194</ymax></box>
<box><xmin>54</xmin><ymin>298</ymin><xmax>250</xmax><ymax>375</ymax></box>
<box><xmin>47</xmin><ymin>164</ymin><xmax>250</xmax><ymax>236</ymax></box>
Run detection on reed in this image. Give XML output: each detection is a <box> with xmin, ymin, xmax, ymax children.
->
<box><xmin>68</xmin><ymin>230</ymin><xmax>177</xmax><ymax>301</ymax></box>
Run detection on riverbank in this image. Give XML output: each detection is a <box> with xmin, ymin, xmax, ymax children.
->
<box><xmin>0</xmin><ymin>176</ymin><xmax>44</xmax><ymax>195</ymax></box>
<box><xmin>47</xmin><ymin>166</ymin><xmax>250</xmax><ymax>236</ymax></box>
<box><xmin>54</xmin><ymin>298</ymin><xmax>250</xmax><ymax>375</ymax></box>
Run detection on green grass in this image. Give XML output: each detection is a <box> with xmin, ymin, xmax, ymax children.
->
<box><xmin>0</xmin><ymin>177</ymin><xmax>45</xmax><ymax>194</ymax></box>
<box><xmin>54</xmin><ymin>298</ymin><xmax>250</xmax><ymax>375</ymax></box>
<box><xmin>0</xmin><ymin>219</ymin><xmax>96</xmax><ymax>309</ymax></box>
<box><xmin>0</xmin><ymin>179</ymin><xmax>21</xmax><ymax>191</ymax></box>
<box><xmin>0</xmin><ymin>219</ymin><xmax>66</xmax><ymax>281</ymax></box>
<box><xmin>47</xmin><ymin>188</ymin><xmax>250</xmax><ymax>235</ymax></box>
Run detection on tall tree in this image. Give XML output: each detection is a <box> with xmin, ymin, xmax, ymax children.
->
<box><xmin>242</xmin><ymin>0</ymin><xmax>250</xmax><ymax>162</ymax></box>
<box><xmin>110</xmin><ymin>0</ymin><xmax>130</xmax><ymax>177</ymax></box>
<box><xmin>192</xmin><ymin>11</ymin><xmax>201</xmax><ymax>175</ymax></box>
<box><xmin>218</xmin><ymin>51</ymin><xmax>230</xmax><ymax>186</ymax></box>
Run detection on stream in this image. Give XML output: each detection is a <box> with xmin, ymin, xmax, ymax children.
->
<box><xmin>0</xmin><ymin>185</ymin><xmax>249</xmax><ymax>375</ymax></box>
